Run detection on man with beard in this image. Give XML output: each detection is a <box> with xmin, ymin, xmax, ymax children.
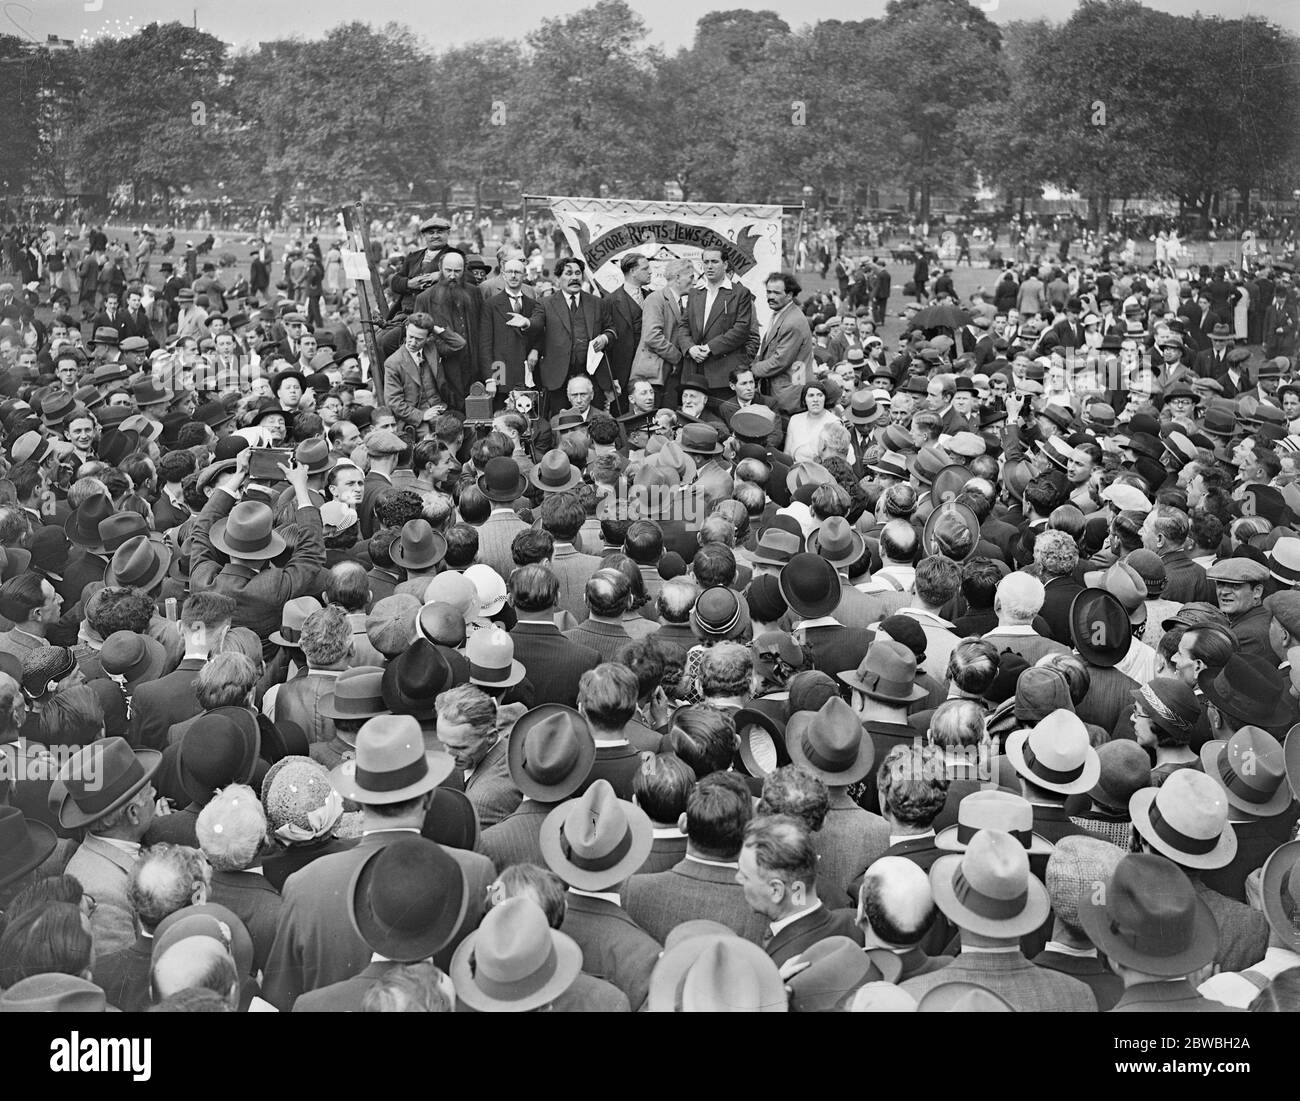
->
<box><xmin>533</xmin><ymin>257</ymin><xmax>616</xmax><ymax>416</ymax></box>
<box><xmin>414</xmin><ymin>249</ymin><xmax>482</xmax><ymax>411</ymax></box>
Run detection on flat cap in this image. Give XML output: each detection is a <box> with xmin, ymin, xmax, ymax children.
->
<box><xmin>1264</xmin><ymin>591</ymin><xmax>1300</xmax><ymax>637</ymax></box>
<box><xmin>364</xmin><ymin>429</ymin><xmax>408</xmax><ymax>456</ymax></box>
<box><xmin>1205</xmin><ymin>557</ymin><xmax>1270</xmax><ymax>584</ymax></box>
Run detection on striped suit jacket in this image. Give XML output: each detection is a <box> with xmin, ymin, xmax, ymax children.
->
<box><xmin>621</xmin><ymin>857</ymin><xmax>769</xmax><ymax>945</ymax></box>
<box><xmin>900</xmin><ymin>949</ymin><xmax>1098</xmax><ymax>1012</ymax></box>
<box><xmin>479</xmin><ymin>799</ymin><xmax>555</xmax><ymax>872</ymax></box>
<box><xmin>476</xmin><ymin>508</ymin><xmax>531</xmax><ymax>583</ymax></box>
<box><xmin>462</xmin><ymin>737</ymin><xmax>522</xmax><ymax>829</ymax></box>
<box><xmin>561</xmin><ymin>892</ymin><xmax>662</xmax><ymax>1011</ymax></box>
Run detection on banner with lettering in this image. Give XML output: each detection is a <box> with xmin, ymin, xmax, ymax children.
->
<box><xmin>548</xmin><ymin>196</ymin><xmax>785</xmax><ymax>325</ymax></box>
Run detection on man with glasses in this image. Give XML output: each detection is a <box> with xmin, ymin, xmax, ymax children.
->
<box><xmin>481</xmin><ymin>256</ymin><xmax>544</xmax><ymax>404</ymax></box>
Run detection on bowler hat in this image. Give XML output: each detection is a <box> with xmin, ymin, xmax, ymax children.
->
<box><xmin>838</xmin><ymin>640</ymin><xmax>926</xmax><ymax>703</ymax></box>
<box><xmin>929</xmin><ymin>829</ymin><xmax>1052</xmax><ymax>938</ymax></box>
<box><xmin>541</xmin><ymin>779</ymin><xmax>653</xmax><ymax>891</ymax></box>
<box><xmin>349</xmin><ymin>836</ymin><xmax>468</xmax><ymax>962</ymax></box>
<box><xmin>329</xmin><ymin>713</ymin><xmax>454</xmax><ymax>805</ymax></box>
<box><xmin>784</xmin><ymin>696</ymin><xmax>875</xmax><ymax>786</ymax></box>
<box><xmin>1078</xmin><ymin>853</ymin><xmax>1218</xmax><ymax>976</ymax></box>
<box><xmin>778</xmin><ymin>553</ymin><xmax>841</xmax><ymax>619</ymax></box>
<box><xmin>178</xmin><ymin>706</ymin><xmax>262</xmax><ymax>807</ymax></box>
<box><xmin>506</xmin><ymin>705</ymin><xmax>596</xmax><ymax>802</ymax></box>
<box><xmin>1005</xmin><ymin>709</ymin><xmax>1101</xmax><ymax>796</ymax></box>
<box><xmin>49</xmin><ymin>736</ymin><xmax>161</xmax><ymax>829</ymax></box>
<box><xmin>210</xmin><ymin>501</ymin><xmax>287</xmax><ymax>561</ymax></box>
<box><xmin>478</xmin><ymin>456</ymin><xmax>527</xmax><ymax>503</ymax></box>
<box><xmin>1068</xmin><ymin>588</ymin><xmax>1132</xmax><ymax>668</ymax></box>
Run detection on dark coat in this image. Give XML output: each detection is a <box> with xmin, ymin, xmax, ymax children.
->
<box><xmin>561</xmin><ymin>892</ymin><xmax>661</xmax><ymax>1011</ymax></box>
<box><xmin>536</xmin><ymin>290</ymin><xmax>616</xmax><ymax>394</ymax></box>
<box><xmin>478</xmin><ymin>290</ymin><xmax>544</xmax><ymax>390</ymax></box>
<box><xmin>603</xmin><ymin>286</ymin><xmax>644</xmax><ymax>392</ymax></box>
<box><xmin>764</xmin><ymin>905</ymin><xmax>863</xmax><ymax>966</ymax></box>
<box><xmin>673</xmin><ymin>282</ymin><xmax>755</xmax><ymax>392</ymax></box>
<box><xmin>508</xmin><ymin>621</ymin><xmax>601</xmax><ymax>707</ymax></box>
<box><xmin>622</xmin><ymin>857</ymin><xmax>769</xmax><ymax>945</ymax></box>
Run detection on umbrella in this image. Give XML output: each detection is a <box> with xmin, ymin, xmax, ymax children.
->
<box><xmin>911</xmin><ymin>304</ymin><xmax>972</xmax><ymax>330</ymax></box>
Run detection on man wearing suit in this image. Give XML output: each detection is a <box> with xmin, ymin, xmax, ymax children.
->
<box><xmin>538</xmin><ymin>493</ymin><xmax>602</xmax><ymax>624</ymax></box>
<box><xmin>672</xmin><ymin>246</ymin><xmax>754</xmax><ymax>403</ymax></box>
<box><xmin>604</xmin><ymin>253</ymin><xmax>650</xmax><ymax>396</ymax></box>
<box><xmin>1214</xmin><ymin>346</ymin><xmax>1250</xmax><ymax>399</ymax></box>
<box><xmin>631</xmin><ymin>258</ymin><xmax>693</xmax><ymax>408</ymax></box>
<box><xmin>622</xmin><ymin>771</ymin><xmax>769</xmax><ymax>945</ymax></box>
<box><xmin>263</xmin><ymin>716</ymin><xmax>491</xmax><ymax>1010</ymax></box>
<box><xmin>507</xmin><ymin>565</ymin><xmax>601</xmax><ymax>708</ymax></box>
<box><xmin>1193</xmin><ymin>323</ymin><xmax>1234</xmax><ymax>378</ymax></box>
<box><xmin>857</xmin><ymin>857</ymin><xmax>953</xmax><ymax>982</ymax></box>
<box><xmin>188</xmin><ymin>456</ymin><xmax>326</xmax><ymax>642</ymax></box>
<box><xmin>479</xmin><ymin>256</ymin><xmax>544</xmax><ymax>396</ymax></box>
<box><xmin>434</xmin><ymin>685</ymin><xmax>522</xmax><ymax>829</ymax></box>
<box><xmin>57</xmin><ymin>737</ymin><xmax>163</xmax><ymax>959</ymax></box>
<box><xmin>386</xmin><ymin>216</ymin><xmax>450</xmax><ymax>318</ymax></box>
<box><xmin>750</xmin><ymin>272</ymin><xmax>814</xmax><ymax>415</ymax></box>
<box><xmin>475</xmin><ymin>457</ymin><xmax>530</xmax><ymax>581</ymax></box>
<box><xmin>413</xmin><ymin>250</ymin><xmax>483</xmax><ymax>410</ymax></box>
<box><xmin>533</xmin><ymin>256</ymin><xmax>616</xmax><ymax>416</ymax></box>
<box><xmin>382</xmin><ymin>311</ymin><xmax>466</xmax><ymax>432</ymax></box>
<box><xmin>738</xmin><ymin>815</ymin><xmax>863</xmax><ymax>966</ymax></box>
<box><xmin>129</xmin><ymin>592</ymin><xmax>233</xmax><ymax>751</ymax></box>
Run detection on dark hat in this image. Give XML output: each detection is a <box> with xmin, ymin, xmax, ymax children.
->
<box><xmin>744</xmin><ymin>574</ymin><xmax>788</xmax><ymax>625</ymax></box>
<box><xmin>1087</xmin><ymin>739</ymin><xmax>1152</xmax><ymax>812</ymax></box>
<box><xmin>381</xmin><ymin>638</ymin><xmax>455</xmax><ymax>720</ymax></box>
<box><xmin>733</xmin><ymin>705</ymin><xmax>790</xmax><ymax>778</ymax></box>
<box><xmin>104</xmin><ymin>534</ymin><xmax>172</xmax><ymax>591</ymax></box>
<box><xmin>349</xmin><ymin>836</ymin><xmax>468</xmax><ymax>962</ymax></box>
<box><xmin>785</xmin><ymin>937</ymin><xmax>903</xmax><ymax>1012</ymax></box>
<box><xmin>1198</xmin><ymin>654</ymin><xmax>1294</xmax><ymax>730</ymax></box>
<box><xmin>478</xmin><ymin>456</ymin><xmax>526</xmax><ymax>503</ymax></box>
<box><xmin>690</xmin><ymin>586</ymin><xmax>748</xmax><ymax>642</ymax></box>
<box><xmin>390</xmin><ymin>519</ymin><xmax>447</xmax><ymax>571</ymax></box>
<box><xmin>98</xmin><ymin>512</ymin><xmax>149</xmax><ymax>554</ymax></box>
<box><xmin>0</xmin><ymin>806</ymin><xmax>56</xmax><ymax>890</ymax></box>
<box><xmin>807</xmin><ymin>516</ymin><xmax>865</xmax><ymax>568</ymax></box>
<box><xmin>193</xmin><ymin>399</ymin><xmax>234</xmax><ymax>428</ymax></box>
<box><xmin>29</xmin><ymin>526</ymin><xmax>70</xmax><ymax>574</ymax></box>
<box><xmin>507</xmin><ymin>705</ymin><xmax>597</xmax><ymax>802</ymax></box>
<box><xmin>1261</xmin><ymin>841</ymin><xmax>1300</xmax><ymax>954</ymax></box>
<box><xmin>178</xmin><ymin>706</ymin><xmax>262</xmax><ymax>807</ymax></box>
<box><xmin>209</xmin><ymin>501</ymin><xmax>287</xmax><ymax>561</ymax></box>
<box><xmin>838</xmin><ymin>640</ymin><xmax>926</xmax><ymax>703</ymax></box>
<box><xmin>131</xmin><ymin>379</ymin><xmax>170</xmax><ymax>407</ymax></box>
<box><xmin>778</xmin><ymin>553</ymin><xmax>842</xmax><ymax>620</ymax></box>
<box><xmin>294</xmin><ymin>437</ymin><xmax>334</xmax><ymax>476</ymax></box>
<box><xmin>1068</xmin><ymin>588</ymin><xmax>1132</xmax><ymax>668</ymax></box>
<box><xmin>40</xmin><ymin>390</ymin><xmax>77</xmax><ymax>427</ymax></box>
<box><xmin>64</xmin><ymin>493</ymin><xmax>114</xmax><ymax>549</ymax></box>
<box><xmin>785</xmin><ymin>696</ymin><xmax>875</xmax><ymax>786</ymax></box>
<box><xmin>89</xmin><ymin>326</ymin><xmax>119</xmax><ymax>347</ymax></box>
<box><xmin>1130</xmin><ymin>677</ymin><xmax>1200</xmax><ymax>745</ymax></box>
<box><xmin>680</xmin><ymin>423</ymin><xmax>723</xmax><ymax>455</ymax></box>
<box><xmin>49</xmin><ymin>736</ymin><xmax>161</xmax><ymax>829</ymax></box>
<box><xmin>250</xmin><ymin>401</ymin><xmax>294</xmax><ymax>429</ymax></box>
<box><xmin>99</xmin><ymin>630</ymin><xmax>169</xmax><ymax>685</ymax></box>
<box><xmin>922</xmin><ymin>501</ymin><xmax>980</xmax><ymax>562</ymax></box>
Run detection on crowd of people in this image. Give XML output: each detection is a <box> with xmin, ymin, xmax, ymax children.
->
<box><xmin>0</xmin><ymin>211</ymin><xmax>1299</xmax><ymax>1015</ymax></box>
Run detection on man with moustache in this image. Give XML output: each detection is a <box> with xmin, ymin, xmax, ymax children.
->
<box><xmin>414</xmin><ymin>248</ymin><xmax>483</xmax><ymax>411</ymax></box>
<box><xmin>532</xmin><ymin>256</ymin><xmax>616</xmax><ymax>416</ymax></box>
<box><xmin>480</xmin><ymin>255</ymin><xmax>544</xmax><ymax>400</ymax></box>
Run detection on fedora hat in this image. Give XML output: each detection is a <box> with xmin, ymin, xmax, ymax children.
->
<box><xmin>178</xmin><ymin>706</ymin><xmax>262</xmax><ymax>807</ymax></box>
<box><xmin>1198</xmin><ymin>655</ymin><xmax>1294</xmax><ymax>730</ymax></box>
<box><xmin>529</xmin><ymin>449</ymin><xmax>583</xmax><ymax>493</ymax></box>
<box><xmin>64</xmin><ymin>493</ymin><xmax>114</xmax><ymax>548</ymax></box>
<box><xmin>294</xmin><ymin>437</ymin><xmax>333</xmax><ymax>476</ymax></box>
<box><xmin>465</xmin><ymin>627</ymin><xmax>525</xmax><ymax>689</ymax></box>
<box><xmin>807</xmin><ymin>516</ymin><xmax>865</xmax><ymax>568</ymax></box>
<box><xmin>381</xmin><ymin>638</ymin><xmax>456</xmax><ymax>720</ymax></box>
<box><xmin>1078</xmin><ymin>853</ymin><xmax>1218</xmax><ymax>976</ymax></box>
<box><xmin>250</xmin><ymin>401</ymin><xmax>294</xmax><ymax>428</ymax></box>
<box><xmin>268</xmin><ymin>596</ymin><xmax>324</xmax><ymax>648</ymax></box>
<box><xmin>98</xmin><ymin>630</ymin><xmax>168</xmax><ymax>686</ymax></box>
<box><xmin>733</xmin><ymin>706</ymin><xmax>790</xmax><ymax>778</ymax></box>
<box><xmin>931</xmin><ymin>463</ymin><xmax>974</xmax><ymax>504</ymax></box>
<box><xmin>785</xmin><ymin>461</ymin><xmax>835</xmax><ymax>497</ymax></box>
<box><xmin>0</xmin><ymin>806</ymin><xmax>56</xmax><ymax>890</ymax></box>
<box><xmin>750</xmin><ymin>526</ymin><xmax>804</xmax><ymax>568</ymax></box>
<box><xmin>934</xmin><ymin>790</ymin><xmax>1055</xmax><ymax>856</ymax></box>
<box><xmin>909</xmin><ymin>444</ymin><xmax>950</xmax><ymax>485</ymax></box>
<box><xmin>506</xmin><ymin>705</ymin><xmax>596</xmax><ymax>802</ymax></box>
<box><xmin>90</xmin><ymin>326</ymin><xmax>119</xmax><ymax>347</ymax></box>
<box><xmin>680</xmin><ymin>422</ymin><xmax>723</xmax><ymax>455</ymax></box>
<box><xmin>131</xmin><ymin>378</ymin><xmax>170</xmax><ymax>407</ymax></box>
<box><xmin>1288</xmin><ymin>720</ymin><xmax>1300</xmax><ymax>801</ymax></box>
<box><xmin>785</xmin><ymin>696</ymin><xmax>875</xmax><ymax>786</ymax></box>
<box><xmin>915</xmin><ymin>981</ymin><xmax>1015</xmax><ymax>1012</ymax></box>
<box><xmin>839</xmin><ymin>640</ymin><xmax>926</xmax><ymax>703</ymax></box>
<box><xmin>451</xmin><ymin>896</ymin><xmax>583</xmax><ymax>1011</ymax></box>
<box><xmin>210</xmin><ymin>501</ymin><xmax>287</xmax><ymax>561</ymax></box>
<box><xmin>647</xmin><ymin>930</ymin><xmax>787</xmax><ymax>1013</ymax></box>
<box><xmin>49</xmin><ymin>736</ymin><xmax>161</xmax><ymax>829</ymax></box>
<box><xmin>785</xmin><ymin>937</ymin><xmax>903</xmax><ymax>1012</ymax></box>
<box><xmin>478</xmin><ymin>456</ymin><xmax>527</xmax><ymax>503</ymax></box>
<box><xmin>40</xmin><ymin>390</ymin><xmax>77</xmax><ymax>427</ymax></box>
<box><xmin>1068</xmin><ymin>588</ymin><xmax>1132</xmax><ymax>668</ymax></box>
<box><xmin>930</xmin><ymin>829</ymin><xmax>1051</xmax><ymax>938</ymax></box>
<box><xmin>390</xmin><ymin>519</ymin><xmax>447</xmax><ymax>571</ymax></box>
<box><xmin>104</xmin><ymin>534</ymin><xmax>171</xmax><ymax>592</ymax></box>
<box><xmin>1005</xmin><ymin>709</ymin><xmax>1100</xmax><ymax>796</ymax></box>
<box><xmin>778</xmin><ymin>553</ymin><xmax>841</xmax><ymax>620</ymax></box>
<box><xmin>349</xmin><ymin>836</ymin><xmax>468</xmax><ymax>962</ymax></box>
<box><xmin>1130</xmin><ymin>768</ymin><xmax>1237</xmax><ymax>869</ymax></box>
<box><xmin>0</xmin><ymin>974</ymin><xmax>107</xmax><ymax>1013</ymax></box>
<box><xmin>848</xmin><ymin>391</ymin><xmax>882</xmax><ymax>426</ymax></box>
<box><xmin>1081</xmin><ymin>561</ymin><xmax>1147</xmax><ymax>624</ymax></box>
<box><xmin>867</xmin><ymin>453</ymin><xmax>909</xmax><ymax>480</ymax></box>
<box><xmin>690</xmin><ymin>586</ymin><xmax>748</xmax><ymax>642</ymax></box>
<box><xmin>1088</xmin><ymin>738</ymin><xmax>1152</xmax><ymax>812</ymax></box>
<box><xmin>329</xmin><ymin>714</ymin><xmax>454</xmax><ymax>805</ymax></box>
<box><xmin>1261</xmin><ymin>840</ymin><xmax>1300</xmax><ymax>954</ymax></box>
<box><xmin>319</xmin><ymin>666</ymin><xmax>388</xmax><ymax>727</ymax></box>
<box><xmin>1199</xmin><ymin>726</ymin><xmax>1293</xmax><ymax>817</ymax></box>
<box><xmin>541</xmin><ymin>779</ymin><xmax>653</xmax><ymax>891</ymax></box>
<box><xmin>922</xmin><ymin>501</ymin><xmax>980</xmax><ymax>563</ymax></box>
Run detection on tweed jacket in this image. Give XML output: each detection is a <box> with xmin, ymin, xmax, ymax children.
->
<box><xmin>292</xmin><ymin>960</ymin><xmax>400</xmax><ymax>1013</ymax></box>
<box><xmin>564</xmin><ymin>618</ymin><xmax>633</xmax><ymax>664</ymax></box>
<box><xmin>900</xmin><ymin>949</ymin><xmax>1098</xmax><ymax>1012</ymax></box>
<box><xmin>64</xmin><ymin>834</ymin><xmax>138</xmax><ymax>958</ymax></box>
<box><xmin>561</xmin><ymin>892</ymin><xmax>662</xmax><ymax>1011</ymax></box>
<box><xmin>1112</xmin><ymin>979</ymin><xmax>1243</xmax><ymax>1013</ymax></box>
<box><xmin>817</xmin><ymin>794</ymin><xmax>890</xmax><ymax>908</ymax></box>
<box><xmin>1192</xmin><ymin>877</ymin><xmax>1270</xmax><ymax>974</ymax></box>
<box><xmin>622</xmin><ymin>857</ymin><xmax>769</xmax><ymax>945</ymax></box>
<box><xmin>479</xmin><ymin>799</ymin><xmax>557</xmax><ymax>872</ymax></box>
<box><xmin>548</xmin><ymin>543</ymin><xmax>604</xmax><ymax>623</ymax></box>
<box><xmin>1031</xmin><ymin>948</ymin><xmax>1125</xmax><ymax>1011</ymax></box>
<box><xmin>475</xmin><ymin>507</ymin><xmax>531</xmax><ymax>582</ymax></box>
<box><xmin>463</xmin><ymin>736</ymin><xmax>522</xmax><ymax>829</ymax></box>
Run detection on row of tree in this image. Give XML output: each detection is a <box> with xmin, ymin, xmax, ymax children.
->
<box><xmin>2</xmin><ymin>0</ymin><xmax>1298</xmax><ymax>225</ymax></box>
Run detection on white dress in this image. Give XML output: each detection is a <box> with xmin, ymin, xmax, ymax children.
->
<box><xmin>1233</xmin><ymin>285</ymin><xmax>1250</xmax><ymax>341</ymax></box>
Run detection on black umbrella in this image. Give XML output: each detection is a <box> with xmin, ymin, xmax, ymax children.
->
<box><xmin>911</xmin><ymin>304</ymin><xmax>973</xmax><ymax>330</ymax></box>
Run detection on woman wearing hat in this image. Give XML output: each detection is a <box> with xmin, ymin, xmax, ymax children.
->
<box><xmin>784</xmin><ymin>380</ymin><xmax>853</xmax><ymax>467</ymax></box>
<box><xmin>259</xmin><ymin>756</ymin><xmax>355</xmax><ymax>891</ymax></box>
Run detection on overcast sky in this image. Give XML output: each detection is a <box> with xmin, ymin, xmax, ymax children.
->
<box><xmin>18</xmin><ymin>0</ymin><xmax>1299</xmax><ymax>50</ymax></box>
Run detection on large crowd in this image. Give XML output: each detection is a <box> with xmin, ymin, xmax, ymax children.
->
<box><xmin>0</xmin><ymin>211</ymin><xmax>1298</xmax><ymax>1014</ymax></box>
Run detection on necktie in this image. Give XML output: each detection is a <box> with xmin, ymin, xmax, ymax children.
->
<box><xmin>510</xmin><ymin>296</ymin><xmax>521</xmax><ymax>313</ymax></box>
<box><xmin>569</xmin><ymin>295</ymin><xmax>579</xmax><ymax>313</ymax></box>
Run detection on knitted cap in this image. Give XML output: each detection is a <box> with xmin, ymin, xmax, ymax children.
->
<box><xmin>260</xmin><ymin>756</ymin><xmax>344</xmax><ymax>844</ymax></box>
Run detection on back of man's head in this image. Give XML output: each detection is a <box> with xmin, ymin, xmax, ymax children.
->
<box><xmin>685</xmin><ymin>770</ymin><xmax>753</xmax><ymax>859</ymax></box>
<box><xmin>151</xmin><ymin>937</ymin><xmax>238</xmax><ymax>1006</ymax></box>
<box><xmin>859</xmin><ymin>856</ymin><xmax>936</xmax><ymax>947</ymax></box>
<box><xmin>128</xmin><ymin>845</ymin><xmax>211</xmax><ymax>933</ymax></box>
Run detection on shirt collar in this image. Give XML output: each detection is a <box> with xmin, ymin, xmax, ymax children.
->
<box><xmin>684</xmin><ymin>854</ymin><xmax>738</xmax><ymax>869</ymax></box>
<box><xmin>889</xmin><ymin>829</ymin><xmax>935</xmax><ymax>847</ymax></box>
<box><xmin>769</xmin><ymin>900</ymin><xmax>821</xmax><ymax>937</ymax></box>
<box><xmin>1043</xmin><ymin>940</ymin><xmax>1097</xmax><ymax>958</ymax></box>
<box><xmin>794</xmin><ymin>615</ymin><xmax>842</xmax><ymax>631</ymax></box>
<box><xmin>97</xmin><ymin>837</ymin><xmax>142</xmax><ymax>857</ymax></box>
<box><xmin>568</xmin><ymin>887</ymin><xmax>624</xmax><ymax>907</ymax></box>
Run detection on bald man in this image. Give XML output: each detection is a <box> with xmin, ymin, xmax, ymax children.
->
<box><xmin>857</xmin><ymin>856</ymin><xmax>953</xmax><ymax>982</ymax></box>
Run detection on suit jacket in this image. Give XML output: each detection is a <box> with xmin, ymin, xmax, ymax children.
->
<box><xmin>480</xmin><ymin>798</ymin><xmax>555</xmax><ymax>871</ymax></box>
<box><xmin>479</xmin><ymin>290</ymin><xmax>544</xmax><ymax>389</ymax></box>
<box><xmin>273</xmin><ymin>670</ymin><xmax>340</xmax><ymax>748</ymax></box>
<box><xmin>630</xmin><ymin>284</ymin><xmax>684</xmax><ymax>386</ymax></box>
<box><xmin>1032</xmin><ymin>948</ymin><xmax>1124</xmax><ymax>1010</ymax></box>
<box><xmin>564</xmin><ymin>619</ymin><xmax>632</xmax><ymax>664</ymax></box>
<box><xmin>128</xmin><ymin>656</ymin><xmax>205</xmax><ymax>751</ymax></box>
<box><xmin>383</xmin><ymin>335</ymin><xmax>465</xmax><ymax>428</ymax></box>
<box><xmin>537</xmin><ymin>290</ymin><xmax>616</xmax><ymax>393</ymax></box>
<box><xmin>210</xmin><ymin>868</ymin><xmax>282</xmax><ymax>977</ymax></box>
<box><xmin>463</xmin><ymin>736</ymin><xmax>521</xmax><ymax>828</ymax></box>
<box><xmin>1159</xmin><ymin>549</ymin><xmax>1215</xmax><ymax>605</ymax></box>
<box><xmin>64</xmin><ymin>834</ymin><xmax>138</xmax><ymax>958</ymax></box>
<box><xmin>561</xmin><ymin>892</ymin><xmax>661</xmax><ymax>1011</ymax></box>
<box><xmin>798</xmin><ymin>623</ymin><xmax>873</xmax><ymax>679</ymax></box>
<box><xmin>549</xmin><ymin>971</ymin><xmax>631</xmax><ymax>1012</ymax></box>
<box><xmin>1112</xmin><ymin>978</ymin><xmax>1242</xmax><ymax>1013</ymax></box>
<box><xmin>673</xmin><ymin>281</ymin><xmax>754</xmax><ymax>391</ymax></box>
<box><xmin>764</xmin><ymin>904</ymin><xmax>863</xmax><ymax>966</ymax></box>
<box><xmin>637</xmin><ymin>831</ymin><xmax>688</xmax><ymax>875</ymax></box>
<box><xmin>1075</xmin><ymin>664</ymin><xmax>1139</xmax><ymax>733</ymax></box>
<box><xmin>91</xmin><ymin>933</ymin><xmax>153</xmax><ymax>1012</ymax></box>
<box><xmin>358</xmin><ymin>472</ymin><xmax>392</xmax><ymax>541</ymax></box>
<box><xmin>476</xmin><ymin>508</ymin><xmax>530</xmax><ymax>582</ymax></box>
<box><xmin>189</xmin><ymin>489</ymin><xmax>325</xmax><ymax>640</ymax></box>
<box><xmin>900</xmin><ymin>948</ymin><xmax>1098</xmax><ymax>1012</ymax></box>
<box><xmin>292</xmin><ymin>959</ymin><xmax>400</xmax><ymax>1013</ymax></box>
<box><xmin>1193</xmin><ymin>877</ymin><xmax>1269</xmax><ymax>974</ymax></box>
<box><xmin>818</xmin><ymin>796</ymin><xmax>890</xmax><ymax>908</ymax></box>
<box><xmin>1202</xmin><ymin>810</ymin><xmax>1299</xmax><ymax>902</ymax></box>
<box><xmin>1038</xmin><ymin>576</ymin><xmax>1085</xmax><ymax>645</ymax></box>
<box><xmin>548</xmin><ymin>544</ymin><xmax>604</xmax><ymax>623</ymax></box>
<box><xmin>388</xmin><ymin>248</ymin><xmax>434</xmax><ymax>316</ymax></box>
<box><xmin>622</xmin><ymin>857</ymin><xmax>769</xmax><ymax>945</ymax></box>
<box><xmin>584</xmin><ymin>743</ymin><xmax>641</xmax><ymax>800</ymax></box>
<box><xmin>750</xmin><ymin>300</ymin><xmax>813</xmax><ymax>414</ymax></box>
<box><xmin>894</xmin><ymin>945</ymin><xmax>953</xmax><ymax>982</ymax></box>
<box><xmin>509</xmin><ymin>620</ymin><xmax>601</xmax><ymax>707</ymax></box>
<box><xmin>604</xmin><ymin>286</ymin><xmax>644</xmax><ymax>391</ymax></box>
<box><xmin>262</xmin><ymin>831</ymin><xmax>493</xmax><ymax>1010</ymax></box>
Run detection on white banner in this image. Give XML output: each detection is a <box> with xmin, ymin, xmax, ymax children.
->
<box><xmin>548</xmin><ymin>196</ymin><xmax>785</xmax><ymax>326</ymax></box>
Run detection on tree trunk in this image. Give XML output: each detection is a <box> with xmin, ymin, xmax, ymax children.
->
<box><xmin>1098</xmin><ymin>192</ymin><xmax>1110</xmax><ymax>237</ymax></box>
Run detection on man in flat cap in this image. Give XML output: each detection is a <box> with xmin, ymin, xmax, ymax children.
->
<box><xmin>1206</xmin><ymin>556</ymin><xmax>1272</xmax><ymax>661</ymax></box>
<box><xmin>389</xmin><ymin>216</ymin><xmax>451</xmax><ymax>318</ymax></box>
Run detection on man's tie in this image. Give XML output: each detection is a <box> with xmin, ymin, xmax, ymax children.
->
<box><xmin>509</xmin><ymin>296</ymin><xmax>521</xmax><ymax>313</ymax></box>
<box><xmin>569</xmin><ymin>295</ymin><xmax>579</xmax><ymax>313</ymax></box>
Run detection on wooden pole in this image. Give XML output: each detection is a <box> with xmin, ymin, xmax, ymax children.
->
<box><xmin>340</xmin><ymin>201</ymin><xmax>388</xmax><ymax>402</ymax></box>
